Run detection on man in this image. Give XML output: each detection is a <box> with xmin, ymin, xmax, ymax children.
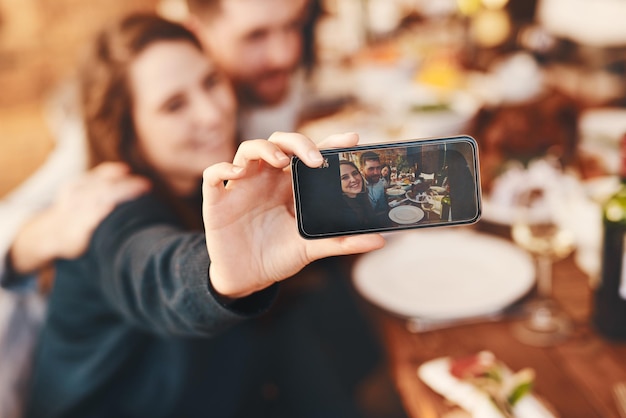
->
<box><xmin>186</xmin><ymin>0</ymin><xmax>314</xmax><ymax>139</ymax></box>
<box><xmin>4</xmin><ymin>0</ymin><xmax>316</xmax><ymax>281</ymax></box>
<box><xmin>359</xmin><ymin>151</ymin><xmax>389</xmax><ymax>216</ymax></box>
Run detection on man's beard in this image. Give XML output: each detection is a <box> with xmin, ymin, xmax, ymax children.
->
<box><xmin>235</xmin><ymin>69</ymin><xmax>292</xmax><ymax>107</ymax></box>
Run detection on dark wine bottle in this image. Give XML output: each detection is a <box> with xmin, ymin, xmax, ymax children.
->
<box><xmin>592</xmin><ymin>133</ymin><xmax>626</xmax><ymax>339</ymax></box>
<box><xmin>441</xmin><ymin>189</ymin><xmax>451</xmax><ymax>222</ymax></box>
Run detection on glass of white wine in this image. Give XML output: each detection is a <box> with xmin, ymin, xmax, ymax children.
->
<box><xmin>510</xmin><ymin>176</ymin><xmax>577</xmax><ymax>346</ymax></box>
<box><xmin>421</xmin><ymin>194</ymin><xmax>435</xmax><ymax>221</ymax></box>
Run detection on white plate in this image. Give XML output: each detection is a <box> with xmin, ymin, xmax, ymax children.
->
<box><xmin>352</xmin><ymin>229</ymin><xmax>534</xmax><ymax>319</ymax></box>
<box><xmin>389</xmin><ymin>205</ymin><xmax>424</xmax><ymax>224</ymax></box>
<box><xmin>582</xmin><ymin>175</ymin><xmax>620</xmax><ymax>203</ymax></box>
<box><xmin>386</xmin><ymin>188</ymin><xmax>406</xmax><ymax>197</ymax></box>
<box><xmin>480</xmin><ymin>197</ymin><xmax>513</xmax><ymax>225</ymax></box>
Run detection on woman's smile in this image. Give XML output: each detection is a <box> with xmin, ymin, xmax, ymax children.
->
<box><xmin>340</xmin><ymin>164</ymin><xmax>363</xmax><ymax>198</ymax></box>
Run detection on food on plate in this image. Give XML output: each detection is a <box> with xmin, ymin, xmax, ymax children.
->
<box><xmin>406</xmin><ymin>190</ymin><xmax>419</xmax><ymax>200</ymax></box>
<box><xmin>386</xmin><ymin>187</ymin><xmax>405</xmax><ymax>196</ymax></box>
<box><xmin>430</xmin><ymin>186</ymin><xmax>447</xmax><ymax>195</ymax></box>
<box><xmin>450</xmin><ymin>352</ymin><xmax>534</xmax><ymax>416</ymax></box>
<box><xmin>407</xmin><ymin>188</ymin><xmax>436</xmax><ymax>202</ymax></box>
<box><xmin>411</xmin><ymin>181</ymin><xmax>431</xmax><ymax>194</ymax></box>
<box><xmin>418</xmin><ymin>351</ymin><xmax>555</xmax><ymax>418</ymax></box>
<box><xmin>467</xmin><ymin>89</ymin><xmax>607</xmax><ymax>226</ymax></box>
<box><xmin>466</xmin><ymin>90</ymin><xmax>582</xmax><ymax>193</ymax></box>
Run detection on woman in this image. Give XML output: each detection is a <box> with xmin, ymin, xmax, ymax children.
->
<box><xmin>380</xmin><ymin>164</ymin><xmax>391</xmax><ymax>188</ymax></box>
<box><xmin>339</xmin><ymin>160</ymin><xmax>376</xmax><ymax>231</ymax></box>
<box><xmin>24</xmin><ymin>14</ymin><xmax>383</xmax><ymax>418</ymax></box>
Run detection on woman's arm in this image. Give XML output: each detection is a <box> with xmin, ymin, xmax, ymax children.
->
<box><xmin>94</xmin><ymin>132</ymin><xmax>385</xmax><ymax>338</ymax></box>
<box><xmin>93</xmin><ymin>195</ymin><xmax>279</xmax><ymax>337</ymax></box>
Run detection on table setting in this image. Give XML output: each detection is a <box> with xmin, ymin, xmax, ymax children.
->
<box><xmin>387</xmin><ymin>182</ymin><xmax>446</xmax><ymax>224</ymax></box>
<box><xmin>310</xmin><ymin>69</ymin><xmax>626</xmax><ymax>418</ymax></box>
<box><xmin>302</xmin><ymin>1</ymin><xmax>626</xmax><ymax>416</ymax></box>
<box><xmin>348</xmin><ymin>218</ymin><xmax>626</xmax><ymax>417</ymax></box>
<box><xmin>347</xmin><ymin>146</ymin><xmax>626</xmax><ymax>417</ymax></box>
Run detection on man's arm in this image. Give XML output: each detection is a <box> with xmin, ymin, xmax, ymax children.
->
<box><xmin>369</xmin><ymin>182</ymin><xmax>389</xmax><ymax>215</ymax></box>
<box><xmin>5</xmin><ymin>163</ymin><xmax>150</xmax><ymax>281</ymax></box>
<box><xmin>0</xmin><ymin>126</ymin><xmax>87</xmax><ymax>284</ymax></box>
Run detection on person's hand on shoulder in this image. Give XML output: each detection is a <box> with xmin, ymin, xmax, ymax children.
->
<box><xmin>202</xmin><ymin>132</ymin><xmax>385</xmax><ymax>299</ymax></box>
<box><xmin>10</xmin><ymin>162</ymin><xmax>151</xmax><ymax>274</ymax></box>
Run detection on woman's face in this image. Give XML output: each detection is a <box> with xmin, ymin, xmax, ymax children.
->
<box><xmin>381</xmin><ymin>166</ymin><xmax>389</xmax><ymax>177</ymax></box>
<box><xmin>340</xmin><ymin>164</ymin><xmax>363</xmax><ymax>198</ymax></box>
<box><xmin>130</xmin><ymin>40</ymin><xmax>237</xmax><ymax>195</ymax></box>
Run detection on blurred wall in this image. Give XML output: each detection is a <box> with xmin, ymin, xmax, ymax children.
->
<box><xmin>0</xmin><ymin>0</ymin><xmax>158</xmax><ymax>197</ymax></box>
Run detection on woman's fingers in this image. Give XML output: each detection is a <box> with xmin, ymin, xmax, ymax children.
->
<box><xmin>316</xmin><ymin>132</ymin><xmax>360</xmax><ymax>150</ymax></box>
<box><xmin>304</xmin><ymin>234</ymin><xmax>386</xmax><ymax>261</ymax></box>
<box><xmin>202</xmin><ymin>162</ymin><xmax>246</xmax><ymax>201</ymax></box>
<box><xmin>269</xmin><ymin>131</ymin><xmax>360</xmax><ymax>167</ymax></box>
<box><xmin>232</xmin><ymin>135</ymin><xmax>314</xmax><ymax>168</ymax></box>
<box><xmin>267</xmin><ymin>132</ymin><xmax>324</xmax><ymax>168</ymax></box>
<box><xmin>230</xmin><ymin>132</ymin><xmax>361</xmax><ymax>171</ymax></box>
<box><xmin>232</xmin><ymin>139</ymin><xmax>292</xmax><ymax>169</ymax></box>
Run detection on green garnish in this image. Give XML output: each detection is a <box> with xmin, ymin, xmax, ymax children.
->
<box><xmin>508</xmin><ymin>381</ymin><xmax>533</xmax><ymax>406</ymax></box>
<box><xmin>484</xmin><ymin>366</ymin><xmax>503</xmax><ymax>383</ymax></box>
<box><xmin>410</xmin><ymin>103</ymin><xmax>450</xmax><ymax>112</ymax></box>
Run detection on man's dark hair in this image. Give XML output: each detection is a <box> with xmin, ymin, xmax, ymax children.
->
<box><xmin>185</xmin><ymin>0</ymin><xmax>323</xmax><ymax>72</ymax></box>
<box><xmin>359</xmin><ymin>151</ymin><xmax>380</xmax><ymax>168</ymax></box>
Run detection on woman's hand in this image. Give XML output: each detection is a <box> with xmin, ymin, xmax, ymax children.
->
<box><xmin>202</xmin><ymin>132</ymin><xmax>385</xmax><ymax>299</ymax></box>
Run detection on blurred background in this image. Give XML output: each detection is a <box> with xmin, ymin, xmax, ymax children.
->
<box><xmin>0</xmin><ymin>0</ymin><xmax>157</xmax><ymax>196</ymax></box>
<box><xmin>1</xmin><ymin>0</ymin><xmax>626</xmax><ymax>197</ymax></box>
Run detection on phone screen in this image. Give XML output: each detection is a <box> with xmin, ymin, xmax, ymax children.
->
<box><xmin>292</xmin><ymin>135</ymin><xmax>481</xmax><ymax>239</ymax></box>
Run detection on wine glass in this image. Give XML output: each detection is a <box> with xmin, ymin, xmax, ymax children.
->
<box><xmin>421</xmin><ymin>194</ymin><xmax>435</xmax><ymax>221</ymax></box>
<box><xmin>510</xmin><ymin>162</ymin><xmax>577</xmax><ymax>346</ymax></box>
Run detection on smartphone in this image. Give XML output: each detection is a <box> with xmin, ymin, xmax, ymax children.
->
<box><xmin>291</xmin><ymin>135</ymin><xmax>481</xmax><ymax>239</ymax></box>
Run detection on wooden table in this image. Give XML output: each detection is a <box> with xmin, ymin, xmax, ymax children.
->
<box><xmin>358</xmin><ymin>221</ymin><xmax>626</xmax><ymax>418</ymax></box>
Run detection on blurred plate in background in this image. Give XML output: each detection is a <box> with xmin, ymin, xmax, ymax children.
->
<box><xmin>352</xmin><ymin>229</ymin><xmax>534</xmax><ymax>319</ymax></box>
<box><xmin>579</xmin><ymin>108</ymin><xmax>626</xmax><ymax>175</ymax></box>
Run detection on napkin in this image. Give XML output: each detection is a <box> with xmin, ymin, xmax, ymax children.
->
<box><xmin>418</xmin><ymin>354</ymin><xmax>556</xmax><ymax>418</ymax></box>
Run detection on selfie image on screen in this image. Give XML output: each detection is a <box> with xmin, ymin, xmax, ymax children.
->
<box><xmin>293</xmin><ymin>137</ymin><xmax>480</xmax><ymax>238</ymax></box>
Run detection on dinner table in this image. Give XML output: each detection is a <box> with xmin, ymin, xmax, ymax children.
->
<box><xmin>343</xmin><ymin>219</ymin><xmax>626</xmax><ymax>418</ymax></box>
<box><xmin>386</xmin><ymin>184</ymin><xmax>442</xmax><ymax>226</ymax></box>
<box><xmin>298</xmin><ymin>16</ymin><xmax>626</xmax><ymax>413</ymax></box>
